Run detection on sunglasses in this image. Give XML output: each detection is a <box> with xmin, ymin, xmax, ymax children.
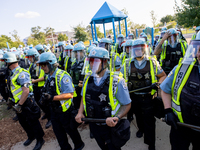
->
<box><xmin>25</xmin><ymin>56</ymin><xmax>34</xmax><ymax>58</ymax></box>
<box><xmin>39</xmin><ymin>63</ymin><xmax>47</xmax><ymax>67</ymax></box>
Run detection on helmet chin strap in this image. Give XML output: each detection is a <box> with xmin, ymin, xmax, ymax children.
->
<box><xmin>97</xmin><ymin>61</ymin><xmax>107</xmax><ymax>75</ymax></box>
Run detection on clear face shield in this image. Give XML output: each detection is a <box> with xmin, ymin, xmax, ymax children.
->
<box><xmin>63</xmin><ymin>49</ymin><xmax>73</xmax><ymax>58</ymax></box>
<box><xmin>128</xmin><ymin>35</ymin><xmax>134</xmax><ymax>40</ymax></box>
<box><xmin>72</xmin><ymin>50</ymin><xmax>85</xmax><ymax>63</ymax></box>
<box><xmin>58</xmin><ymin>45</ymin><xmax>64</xmax><ymax>53</ymax></box>
<box><xmin>117</xmin><ymin>37</ymin><xmax>124</xmax><ymax>46</ymax></box>
<box><xmin>160</xmin><ymin>32</ymin><xmax>165</xmax><ymax>39</ymax></box>
<box><xmin>155</xmin><ymin>36</ymin><xmax>159</xmax><ymax>41</ymax></box>
<box><xmin>83</xmin><ymin>57</ymin><xmax>108</xmax><ymax>77</ymax></box>
<box><xmin>182</xmin><ymin>40</ymin><xmax>200</xmax><ymax>65</ymax></box>
<box><xmin>0</xmin><ymin>58</ymin><xmax>6</xmax><ymax>70</ymax></box>
<box><xmin>125</xmin><ymin>46</ymin><xmax>133</xmax><ymax>58</ymax></box>
<box><xmin>130</xmin><ymin>44</ymin><xmax>149</xmax><ymax>59</ymax></box>
<box><xmin>25</xmin><ymin>56</ymin><xmax>33</xmax><ymax>65</ymax></box>
<box><xmin>168</xmin><ymin>34</ymin><xmax>178</xmax><ymax>48</ymax></box>
<box><xmin>99</xmin><ymin>42</ymin><xmax>111</xmax><ymax>52</ymax></box>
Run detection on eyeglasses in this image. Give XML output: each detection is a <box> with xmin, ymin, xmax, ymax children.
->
<box><xmin>39</xmin><ymin>63</ymin><xmax>47</xmax><ymax>67</ymax></box>
<box><xmin>25</xmin><ymin>56</ymin><xmax>34</xmax><ymax>58</ymax></box>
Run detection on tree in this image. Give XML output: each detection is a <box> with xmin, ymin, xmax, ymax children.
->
<box><xmin>44</xmin><ymin>27</ymin><xmax>55</xmax><ymax>37</ymax></box>
<box><xmin>31</xmin><ymin>26</ymin><xmax>46</xmax><ymax>44</ymax></box>
<box><xmin>86</xmin><ymin>25</ymin><xmax>104</xmax><ymax>40</ymax></box>
<box><xmin>160</xmin><ymin>15</ymin><xmax>175</xmax><ymax>25</ymax></box>
<box><xmin>175</xmin><ymin>0</ymin><xmax>200</xmax><ymax>27</ymax></box>
<box><xmin>73</xmin><ymin>24</ymin><xmax>88</xmax><ymax>42</ymax></box>
<box><xmin>58</xmin><ymin>33</ymin><xmax>68</xmax><ymax>41</ymax></box>
<box><xmin>150</xmin><ymin>10</ymin><xmax>157</xmax><ymax>27</ymax></box>
<box><xmin>9</xmin><ymin>30</ymin><xmax>24</xmax><ymax>47</ymax></box>
<box><xmin>27</xmin><ymin>37</ymin><xmax>39</xmax><ymax>46</ymax></box>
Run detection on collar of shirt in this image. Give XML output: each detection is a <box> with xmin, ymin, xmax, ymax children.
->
<box><xmin>93</xmin><ymin>69</ymin><xmax>109</xmax><ymax>86</ymax></box>
<box><xmin>131</xmin><ymin>55</ymin><xmax>149</xmax><ymax>68</ymax></box>
<box><xmin>48</xmin><ymin>68</ymin><xmax>58</xmax><ymax>80</ymax></box>
<box><xmin>12</xmin><ymin>66</ymin><xmax>20</xmax><ymax>73</ymax></box>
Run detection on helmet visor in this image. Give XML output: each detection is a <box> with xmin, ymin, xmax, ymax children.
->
<box><xmin>0</xmin><ymin>58</ymin><xmax>6</xmax><ymax>69</ymax></box>
<box><xmin>99</xmin><ymin>42</ymin><xmax>106</xmax><ymax>48</ymax></box>
<box><xmin>168</xmin><ymin>34</ymin><xmax>178</xmax><ymax>48</ymax></box>
<box><xmin>182</xmin><ymin>40</ymin><xmax>200</xmax><ymax>64</ymax></box>
<box><xmin>128</xmin><ymin>35</ymin><xmax>134</xmax><ymax>39</ymax></box>
<box><xmin>83</xmin><ymin>57</ymin><xmax>108</xmax><ymax>77</ymax></box>
<box><xmin>72</xmin><ymin>50</ymin><xmax>85</xmax><ymax>63</ymax></box>
<box><xmin>64</xmin><ymin>49</ymin><xmax>73</xmax><ymax>58</ymax></box>
<box><xmin>130</xmin><ymin>44</ymin><xmax>148</xmax><ymax>58</ymax></box>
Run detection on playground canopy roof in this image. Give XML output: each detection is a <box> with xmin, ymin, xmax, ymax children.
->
<box><xmin>90</xmin><ymin>1</ymin><xmax>128</xmax><ymax>24</ymax></box>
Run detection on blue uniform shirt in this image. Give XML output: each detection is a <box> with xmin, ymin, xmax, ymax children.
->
<box><xmin>48</xmin><ymin>68</ymin><xmax>74</xmax><ymax>94</ymax></box>
<box><xmin>12</xmin><ymin>66</ymin><xmax>30</xmax><ymax>85</ymax></box>
<box><xmin>81</xmin><ymin>70</ymin><xmax>132</xmax><ymax>105</ymax></box>
<box><xmin>160</xmin><ymin>65</ymin><xmax>200</xmax><ymax>94</ymax></box>
<box><xmin>120</xmin><ymin>55</ymin><xmax>163</xmax><ymax>75</ymax></box>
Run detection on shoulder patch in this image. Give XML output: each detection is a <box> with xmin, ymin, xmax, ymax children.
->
<box><xmin>168</xmin><ymin>71</ymin><xmax>173</xmax><ymax>78</ymax></box>
<box><xmin>122</xmin><ymin>79</ymin><xmax>127</xmax><ymax>90</ymax></box>
<box><xmin>19</xmin><ymin>73</ymin><xmax>25</xmax><ymax>79</ymax></box>
<box><xmin>63</xmin><ymin>76</ymin><xmax>69</xmax><ymax>84</ymax></box>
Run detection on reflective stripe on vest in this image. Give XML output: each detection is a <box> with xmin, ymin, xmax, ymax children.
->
<box><xmin>55</xmin><ymin>69</ymin><xmax>75</xmax><ymax>112</ymax></box>
<box><xmin>29</xmin><ymin>63</ymin><xmax>45</xmax><ymax>87</ymax></box>
<box><xmin>64</xmin><ymin>56</ymin><xmax>70</xmax><ymax>71</ymax></box>
<box><xmin>11</xmin><ymin>67</ymin><xmax>33</xmax><ymax>103</ymax></box>
<box><xmin>171</xmin><ymin>59</ymin><xmax>196</xmax><ymax>122</ymax></box>
<box><xmin>191</xmin><ymin>34</ymin><xmax>196</xmax><ymax>40</ymax></box>
<box><xmin>82</xmin><ymin>71</ymin><xmax>122</xmax><ymax>117</ymax></box>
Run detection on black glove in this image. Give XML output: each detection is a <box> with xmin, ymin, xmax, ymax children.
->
<box><xmin>151</xmin><ymin>83</ymin><xmax>159</xmax><ymax>90</ymax></box>
<box><xmin>164</xmin><ymin>108</ymin><xmax>178</xmax><ymax>129</ymax></box>
<box><xmin>13</xmin><ymin>103</ymin><xmax>22</xmax><ymax>113</ymax></box>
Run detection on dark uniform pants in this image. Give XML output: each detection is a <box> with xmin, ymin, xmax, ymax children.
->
<box><xmin>17</xmin><ymin>110</ymin><xmax>44</xmax><ymax>140</ymax></box>
<box><xmin>131</xmin><ymin>94</ymin><xmax>156</xmax><ymax>147</ymax></box>
<box><xmin>50</xmin><ymin>106</ymin><xmax>83</xmax><ymax>150</ymax></box>
<box><xmin>170</xmin><ymin>126</ymin><xmax>200</xmax><ymax>150</ymax></box>
<box><xmin>73</xmin><ymin>87</ymin><xmax>82</xmax><ymax>110</ymax></box>
<box><xmin>33</xmin><ymin>86</ymin><xmax>51</xmax><ymax>120</ymax></box>
<box><xmin>89</xmin><ymin>123</ymin><xmax>121</xmax><ymax>150</ymax></box>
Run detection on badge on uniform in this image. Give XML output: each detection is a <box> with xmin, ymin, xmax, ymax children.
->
<box><xmin>144</xmin><ymin>72</ymin><xmax>150</xmax><ymax>79</ymax></box>
<box><xmin>63</xmin><ymin>77</ymin><xmax>69</xmax><ymax>84</ymax></box>
<box><xmin>122</xmin><ymin>80</ymin><xmax>127</xmax><ymax>90</ymax></box>
<box><xmin>50</xmin><ymin>80</ymin><xmax>54</xmax><ymax>86</ymax></box>
<box><xmin>99</xmin><ymin>93</ymin><xmax>107</xmax><ymax>102</ymax></box>
<box><xmin>91</xmin><ymin>50</ymin><xmax>96</xmax><ymax>56</ymax></box>
<box><xmin>19</xmin><ymin>73</ymin><xmax>25</xmax><ymax>79</ymax></box>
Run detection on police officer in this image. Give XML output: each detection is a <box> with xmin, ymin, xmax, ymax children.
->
<box><xmin>160</xmin><ymin>34</ymin><xmax>200</xmax><ymax>150</ymax></box>
<box><xmin>75</xmin><ymin>47</ymin><xmax>131</xmax><ymax>150</ymax></box>
<box><xmin>153</xmin><ymin>35</ymin><xmax>160</xmax><ymax>50</ymax></box>
<box><xmin>115</xmin><ymin>34</ymin><xmax>126</xmax><ymax>55</ymax></box>
<box><xmin>26</xmin><ymin>49</ymin><xmax>51</xmax><ymax>129</ymax></box>
<box><xmin>191</xmin><ymin>26</ymin><xmax>200</xmax><ymax>40</ymax></box>
<box><xmin>154</xmin><ymin>28</ymin><xmax>188</xmax><ymax>74</ymax></box>
<box><xmin>58</xmin><ymin>41</ymin><xmax>66</xmax><ymax>70</ymax></box>
<box><xmin>120</xmin><ymin>40</ymin><xmax>133</xmax><ymax>66</ymax></box>
<box><xmin>121</xmin><ymin>39</ymin><xmax>166</xmax><ymax>150</ymax></box>
<box><xmin>128</xmin><ymin>33</ymin><xmax>134</xmax><ymax>40</ymax></box>
<box><xmin>1</xmin><ymin>52</ymin><xmax>45</xmax><ymax>150</ymax></box>
<box><xmin>37</xmin><ymin>52</ymin><xmax>84</xmax><ymax>150</ymax></box>
<box><xmin>35</xmin><ymin>44</ymin><xmax>45</xmax><ymax>54</ymax></box>
<box><xmin>70</xmin><ymin>43</ymin><xmax>85</xmax><ymax>110</ymax></box>
<box><xmin>63</xmin><ymin>45</ymin><xmax>74</xmax><ymax>73</ymax></box>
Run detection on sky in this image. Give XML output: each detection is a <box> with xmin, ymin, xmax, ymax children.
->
<box><xmin>0</xmin><ymin>0</ymin><xmax>181</xmax><ymax>40</ymax></box>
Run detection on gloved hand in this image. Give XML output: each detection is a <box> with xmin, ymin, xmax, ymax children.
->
<box><xmin>13</xmin><ymin>103</ymin><xmax>22</xmax><ymax>113</ymax></box>
<box><xmin>164</xmin><ymin>108</ymin><xmax>178</xmax><ymax>129</ymax></box>
<box><xmin>151</xmin><ymin>83</ymin><xmax>159</xmax><ymax>90</ymax></box>
<box><xmin>43</xmin><ymin>93</ymin><xmax>54</xmax><ymax>102</ymax></box>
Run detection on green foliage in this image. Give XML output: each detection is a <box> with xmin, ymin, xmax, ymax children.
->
<box><xmin>160</xmin><ymin>15</ymin><xmax>175</xmax><ymax>25</ymax></box>
<box><xmin>175</xmin><ymin>0</ymin><xmax>200</xmax><ymax>27</ymax></box>
<box><xmin>58</xmin><ymin>33</ymin><xmax>68</xmax><ymax>41</ymax></box>
<box><xmin>86</xmin><ymin>25</ymin><xmax>104</xmax><ymax>40</ymax></box>
<box><xmin>27</xmin><ymin>37</ymin><xmax>39</xmax><ymax>46</ymax></box>
<box><xmin>166</xmin><ymin>21</ymin><xmax>177</xmax><ymax>29</ymax></box>
<box><xmin>31</xmin><ymin>26</ymin><xmax>46</xmax><ymax>44</ymax></box>
<box><xmin>73</xmin><ymin>24</ymin><xmax>88</xmax><ymax>42</ymax></box>
<box><xmin>150</xmin><ymin>10</ymin><xmax>157</xmax><ymax>27</ymax></box>
<box><xmin>44</xmin><ymin>27</ymin><xmax>55</xmax><ymax>37</ymax></box>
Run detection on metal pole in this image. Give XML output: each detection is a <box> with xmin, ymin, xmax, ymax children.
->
<box><xmin>118</xmin><ymin>20</ymin><xmax>121</xmax><ymax>34</ymax></box>
<box><xmin>112</xmin><ymin>18</ymin><xmax>116</xmax><ymax>43</ymax></box>
<box><xmin>103</xmin><ymin>23</ymin><xmax>106</xmax><ymax>38</ymax></box>
<box><xmin>91</xmin><ymin>23</ymin><xmax>94</xmax><ymax>42</ymax></box>
<box><xmin>151</xmin><ymin>27</ymin><xmax>154</xmax><ymax>46</ymax></box>
<box><xmin>125</xmin><ymin>18</ymin><xmax>128</xmax><ymax>38</ymax></box>
<box><xmin>93</xmin><ymin>21</ymin><xmax>98</xmax><ymax>42</ymax></box>
<box><xmin>136</xmin><ymin>29</ymin><xmax>138</xmax><ymax>38</ymax></box>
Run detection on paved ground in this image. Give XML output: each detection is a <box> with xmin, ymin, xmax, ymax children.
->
<box><xmin>10</xmin><ymin>118</ymin><xmax>172</xmax><ymax>150</ymax></box>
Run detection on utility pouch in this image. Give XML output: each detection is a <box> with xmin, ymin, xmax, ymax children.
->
<box><xmin>191</xmin><ymin>103</ymin><xmax>200</xmax><ymax>119</ymax></box>
<box><xmin>86</xmin><ymin>103</ymin><xmax>95</xmax><ymax>118</ymax></box>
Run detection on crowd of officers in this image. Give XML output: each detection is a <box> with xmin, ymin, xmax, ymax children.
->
<box><xmin>0</xmin><ymin>26</ymin><xmax>200</xmax><ymax>150</ymax></box>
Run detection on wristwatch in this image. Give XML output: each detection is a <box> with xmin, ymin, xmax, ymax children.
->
<box><xmin>115</xmin><ymin>115</ymin><xmax>121</xmax><ymax>122</ymax></box>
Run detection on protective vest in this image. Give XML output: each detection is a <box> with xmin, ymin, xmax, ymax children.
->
<box><xmin>45</xmin><ymin>69</ymin><xmax>73</xmax><ymax>112</ymax></box>
<box><xmin>10</xmin><ymin>67</ymin><xmax>33</xmax><ymax>103</ymax></box>
<box><xmin>111</xmin><ymin>45</ymin><xmax>116</xmax><ymax>53</ymax></box>
<box><xmin>171</xmin><ymin>59</ymin><xmax>200</xmax><ymax>126</ymax></box>
<box><xmin>160</xmin><ymin>40</ymin><xmax>186</xmax><ymax>69</ymax></box>
<box><xmin>191</xmin><ymin>34</ymin><xmax>196</xmax><ymax>40</ymax></box>
<box><xmin>70</xmin><ymin>60</ymin><xmax>84</xmax><ymax>86</ymax></box>
<box><xmin>124</xmin><ymin>57</ymin><xmax>157</xmax><ymax>95</ymax></box>
<box><xmin>82</xmin><ymin>71</ymin><xmax>122</xmax><ymax>117</ymax></box>
<box><xmin>59</xmin><ymin>52</ymin><xmax>65</xmax><ymax>68</ymax></box>
<box><xmin>110</xmin><ymin>52</ymin><xmax>121</xmax><ymax>71</ymax></box>
<box><xmin>29</xmin><ymin>63</ymin><xmax>45</xmax><ymax>87</ymax></box>
<box><xmin>64</xmin><ymin>56</ymin><xmax>72</xmax><ymax>73</ymax></box>
<box><xmin>120</xmin><ymin>52</ymin><xmax>128</xmax><ymax>66</ymax></box>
